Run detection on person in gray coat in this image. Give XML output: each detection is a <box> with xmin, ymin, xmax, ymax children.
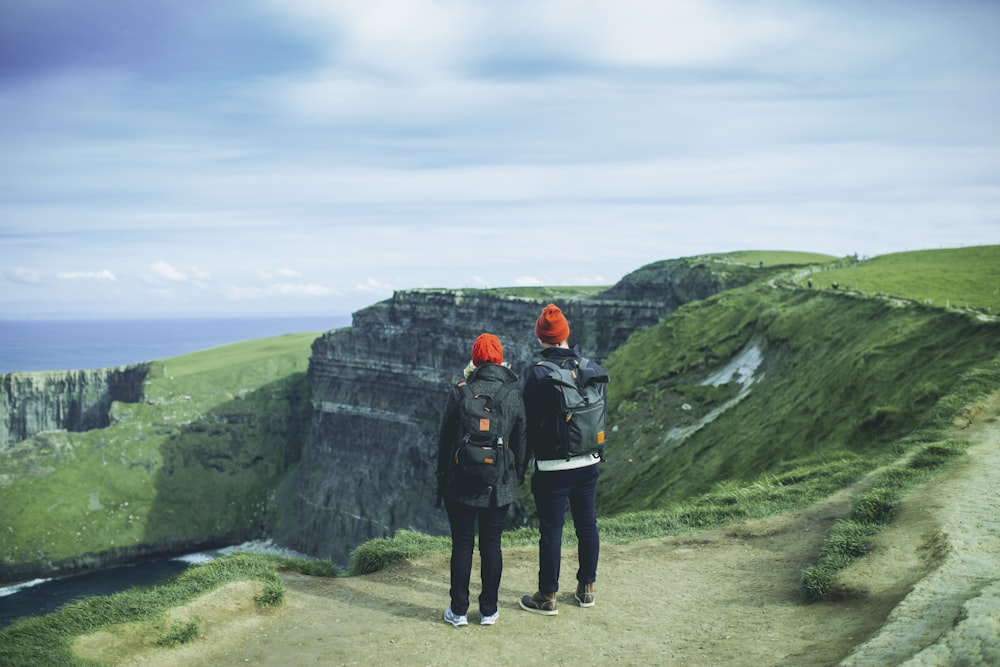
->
<box><xmin>436</xmin><ymin>333</ymin><xmax>527</xmax><ymax>627</ymax></box>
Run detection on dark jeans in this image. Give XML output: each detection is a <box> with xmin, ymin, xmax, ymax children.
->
<box><xmin>445</xmin><ymin>499</ymin><xmax>509</xmax><ymax>616</ymax></box>
<box><xmin>531</xmin><ymin>463</ymin><xmax>600</xmax><ymax>593</ymax></box>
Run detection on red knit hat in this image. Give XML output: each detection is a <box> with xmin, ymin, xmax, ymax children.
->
<box><xmin>535</xmin><ymin>303</ymin><xmax>570</xmax><ymax>344</ymax></box>
<box><xmin>471</xmin><ymin>333</ymin><xmax>503</xmax><ymax>367</ymax></box>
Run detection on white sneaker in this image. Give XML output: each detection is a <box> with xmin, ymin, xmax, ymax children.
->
<box><xmin>480</xmin><ymin>610</ymin><xmax>499</xmax><ymax>626</ymax></box>
<box><xmin>444</xmin><ymin>606</ymin><xmax>468</xmax><ymax>627</ymax></box>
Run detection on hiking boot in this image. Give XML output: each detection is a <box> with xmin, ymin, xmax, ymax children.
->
<box><xmin>443</xmin><ymin>606</ymin><xmax>468</xmax><ymax>627</ymax></box>
<box><xmin>519</xmin><ymin>591</ymin><xmax>558</xmax><ymax>615</ymax></box>
<box><xmin>480</xmin><ymin>610</ymin><xmax>499</xmax><ymax>626</ymax></box>
<box><xmin>575</xmin><ymin>583</ymin><xmax>596</xmax><ymax>607</ymax></box>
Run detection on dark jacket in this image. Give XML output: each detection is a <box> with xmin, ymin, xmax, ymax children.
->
<box><xmin>522</xmin><ymin>344</ymin><xmax>608</xmax><ymax>464</ymax></box>
<box><xmin>436</xmin><ymin>362</ymin><xmax>527</xmax><ymax>508</ymax></box>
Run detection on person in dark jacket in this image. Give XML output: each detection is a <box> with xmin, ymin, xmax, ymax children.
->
<box><xmin>519</xmin><ymin>304</ymin><xmax>606</xmax><ymax>616</ymax></box>
<box><xmin>436</xmin><ymin>333</ymin><xmax>527</xmax><ymax>627</ymax></box>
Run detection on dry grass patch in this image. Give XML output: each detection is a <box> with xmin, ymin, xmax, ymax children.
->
<box><xmin>73</xmin><ymin>580</ymin><xmax>268</xmax><ymax>666</ymax></box>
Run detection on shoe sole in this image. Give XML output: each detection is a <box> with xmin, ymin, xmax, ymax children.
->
<box><xmin>575</xmin><ymin>594</ymin><xmax>596</xmax><ymax>607</ymax></box>
<box><xmin>518</xmin><ymin>599</ymin><xmax>558</xmax><ymax>616</ymax></box>
<box><xmin>444</xmin><ymin>610</ymin><xmax>468</xmax><ymax>627</ymax></box>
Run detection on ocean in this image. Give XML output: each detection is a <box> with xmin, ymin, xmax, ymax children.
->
<box><xmin>0</xmin><ymin>315</ymin><xmax>350</xmax><ymax>375</ymax></box>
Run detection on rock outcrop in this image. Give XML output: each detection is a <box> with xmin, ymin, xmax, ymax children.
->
<box><xmin>282</xmin><ymin>258</ymin><xmax>756</xmax><ymax>564</ymax></box>
<box><xmin>0</xmin><ymin>366</ymin><xmax>148</xmax><ymax>451</ymax></box>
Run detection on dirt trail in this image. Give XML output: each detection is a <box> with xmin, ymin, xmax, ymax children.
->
<box><xmin>78</xmin><ymin>394</ymin><xmax>1000</xmax><ymax>667</ymax></box>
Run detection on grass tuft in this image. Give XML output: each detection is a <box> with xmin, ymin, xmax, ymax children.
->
<box><xmin>347</xmin><ymin>530</ymin><xmax>451</xmax><ymax>576</ymax></box>
<box><xmin>800</xmin><ymin>437</ymin><xmax>975</xmax><ymax>601</ymax></box>
<box><xmin>156</xmin><ymin>620</ymin><xmax>199</xmax><ymax>647</ymax></box>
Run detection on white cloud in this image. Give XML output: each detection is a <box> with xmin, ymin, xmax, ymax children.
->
<box><xmin>355</xmin><ymin>277</ymin><xmax>393</xmax><ymax>293</ymax></box>
<box><xmin>5</xmin><ymin>267</ymin><xmax>44</xmax><ymax>285</ymax></box>
<box><xmin>144</xmin><ymin>261</ymin><xmax>210</xmax><ymax>284</ymax></box>
<box><xmin>255</xmin><ymin>268</ymin><xmax>305</xmax><ymax>280</ymax></box>
<box><xmin>56</xmin><ymin>270</ymin><xmax>116</xmax><ymax>281</ymax></box>
<box><xmin>148</xmin><ymin>261</ymin><xmax>190</xmax><ymax>282</ymax></box>
<box><xmin>225</xmin><ymin>281</ymin><xmax>339</xmax><ymax>300</ymax></box>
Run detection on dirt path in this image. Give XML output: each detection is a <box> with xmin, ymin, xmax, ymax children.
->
<box><xmin>78</xmin><ymin>394</ymin><xmax>1000</xmax><ymax>667</ymax></box>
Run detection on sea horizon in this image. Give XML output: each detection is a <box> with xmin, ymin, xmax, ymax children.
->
<box><xmin>0</xmin><ymin>315</ymin><xmax>351</xmax><ymax>375</ymax></box>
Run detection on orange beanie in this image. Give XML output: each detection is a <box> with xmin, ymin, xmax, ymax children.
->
<box><xmin>535</xmin><ymin>304</ymin><xmax>570</xmax><ymax>344</ymax></box>
<box><xmin>471</xmin><ymin>333</ymin><xmax>504</xmax><ymax>367</ymax></box>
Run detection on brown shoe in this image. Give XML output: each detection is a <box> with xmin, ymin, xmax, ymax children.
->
<box><xmin>519</xmin><ymin>591</ymin><xmax>558</xmax><ymax>615</ymax></box>
<box><xmin>575</xmin><ymin>583</ymin><xmax>595</xmax><ymax>607</ymax></box>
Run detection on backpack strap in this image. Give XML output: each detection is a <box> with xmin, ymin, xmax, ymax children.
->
<box><xmin>538</xmin><ymin>358</ymin><xmax>586</xmax><ymax>383</ymax></box>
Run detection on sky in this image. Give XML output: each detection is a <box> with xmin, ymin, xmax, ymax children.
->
<box><xmin>1</xmin><ymin>0</ymin><xmax>998</xmax><ymax>320</ymax></box>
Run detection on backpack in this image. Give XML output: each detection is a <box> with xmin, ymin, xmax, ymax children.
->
<box><xmin>452</xmin><ymin>380</ymin><xmax>514</xmax><ymax>489</ymax></box>
<box><xmin>537</xmin><ymin>357</ymin><xmax>609</xmax><ymax>460</ymax></box>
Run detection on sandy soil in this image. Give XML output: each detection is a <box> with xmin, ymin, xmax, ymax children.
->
<box><xmin>75</xmin><ymin>393</ymin><xmax>1000</xmax><ymax>667</ymax></box>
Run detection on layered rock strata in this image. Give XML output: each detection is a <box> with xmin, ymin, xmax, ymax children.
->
<box><xmin>284</xmin><ymin>257</ymin><xmax>749</xmax><ymax>563</ymax></box>
<box><xmin>0</xmin><ymin>365</ymin><xmax>148</xmax><ymax>451</ymax></box>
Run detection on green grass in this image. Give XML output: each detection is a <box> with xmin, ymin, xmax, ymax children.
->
<box><xmin>800</xmin><ymin>439</ymin><xmax>972</xmax><ymax>601</ymax></box>
<box><xmin>0</xmin><ymin>552</ymin><xmax>327</xmax><ymax>666</ymax></box>
<box><xmin>800</xmin><ymin>245</ymin><xmax>1000</xmax><ymax>314</ymax></box>
<box><xmin>700</xmin><ymin>250</ymin><xmax>838</xmax><ymax>267</ymax></box>
<box><xmin>0</xmin><ymin>333</ymin><xmax>318</xmax><ymax>572</ymax></box>
<box><xmin>597</xmin><ymin>283</ymin><xmax>1000</xmax><ymax>514</ymax></box>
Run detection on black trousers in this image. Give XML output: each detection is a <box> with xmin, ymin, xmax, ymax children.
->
<box><xmin>445</xmin><ymin>499</ymin><xmax>510</xmax><ymax>616</ymax></box>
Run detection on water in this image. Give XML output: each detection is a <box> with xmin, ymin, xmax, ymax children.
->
<box><xmin>0</xmin><ymin>315</ymin><xmax>350</xmax><ymax>375</ymax></box>
<box><xmin>0</xmin><ymin>541</ymin><xmax>313</xmax><ymax>629</ymax></box>
<box><xmin>0</xmin><ymin>559</ymin><xmax>191</xmax><ymax>629</ymax></box>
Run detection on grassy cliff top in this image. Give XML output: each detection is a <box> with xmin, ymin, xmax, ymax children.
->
<box><xmin>800</xmin><ymin>245</ymin><xmax>1000</xmax><ymax>314</ymax></box>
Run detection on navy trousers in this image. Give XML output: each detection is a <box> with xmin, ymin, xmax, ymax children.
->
<box><xmin>531</xmin><ymin>463</ymin><xmax>600</xmax><ymax>593</ymax></box>
<box><xmin>445</xmin><ymin>499</ymin><xmax>509</xmax><ymax>616</ymax></box>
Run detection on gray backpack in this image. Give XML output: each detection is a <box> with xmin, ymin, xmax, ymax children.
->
<box><xmin>537</xmin><ymin>357</ymin><xmax>609</xmax><ymax>460</ymax></box>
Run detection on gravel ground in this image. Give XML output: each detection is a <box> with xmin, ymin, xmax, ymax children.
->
<box><xmin>839</xmin><ymin>393</ymin><xmax>1000</xmax><ymax>666</ymax></box>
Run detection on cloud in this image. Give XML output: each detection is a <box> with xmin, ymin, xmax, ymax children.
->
<box><xmin>0</xmin><ymin>0</ymin><xmax>997</xmax><ymax>320</ymax></box>
<box><xmin>56</xmin><ymin>270</ymin><xmax>116</xmax><ymax>281</ymax></box>
<box><xmin>355</xmin><ymin>277</ymin><xmax>393</xmax><ymax>293</ymax></box>
<box><xmin>257</xmin><ymin>268</ymin><xmax>304</xmax><ymax>280</ymax></box>
<box><xmin>4</xmin><ymin>267</ymin><xmax>44</xmax><ymax>285</ymax></box>
<box><xmin>145</xmin><ymin>261</ymin><xmax>210</xmax><ymax>283</ymax></box>
<box><xmin>225</xmin><ymin>282</ymin><xmax>339</xmax><ymax>300</ymax></box>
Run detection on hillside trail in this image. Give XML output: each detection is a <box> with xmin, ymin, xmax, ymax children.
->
<box><xmin>77</xmin><ymin>393</ymin><xmax>1000</xmax><ymax>667</ymax></box>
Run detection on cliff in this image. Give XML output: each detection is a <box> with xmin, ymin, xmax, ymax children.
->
<box><xmin>282</xmin><ymin>258</ymin><xmax>756</xmax><ymax>563</ymax></box>
<box><xmin>0</xmin><ymin>365</ymin><xmax>148</xmax><ymax>451</ymax></box>
<box><xmin>0</xmin><ymin>257</ymin><xmax>760</xmax><ymax>581</ymax></box>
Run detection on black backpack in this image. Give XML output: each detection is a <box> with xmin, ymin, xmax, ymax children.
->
<box><xmin>452</xmin><ymin>380</ymin><xmax>513</xmax><ymax>489</ymax></box>
<box><xmin>537</xmin><ymin>357</ymin><xmax>609</xmax><ymax>460</ymax></box>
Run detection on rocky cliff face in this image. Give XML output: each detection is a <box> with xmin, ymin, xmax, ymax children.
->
<box><xmin>283</xmin><ymin>258</ymin><xmax>753</xmax><ymax>564</ymax></box>
<box><xmin>0</xmin><ymin>366</ymin><xmax>148</xmax><ymax>451</ymax></box>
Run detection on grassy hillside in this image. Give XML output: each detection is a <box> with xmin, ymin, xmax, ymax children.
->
<box><xmin>598</xmin><ymin>283</ymin><xmax>1000</xmax><ymax>513</ymax></box>
<box><xmin>798</xmin><ymin>245</ymin><xmax>1000</xmax><ymax>314</ymax></box>
<box><xmin>0</xmin><ymin>333</ymin><xmax>319</xmax><ymax>573</ymax></box>
<box><xmin>701</xmin><ymin>250</ymin><xmax>838</xmax><ymax>267</ymax></box>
